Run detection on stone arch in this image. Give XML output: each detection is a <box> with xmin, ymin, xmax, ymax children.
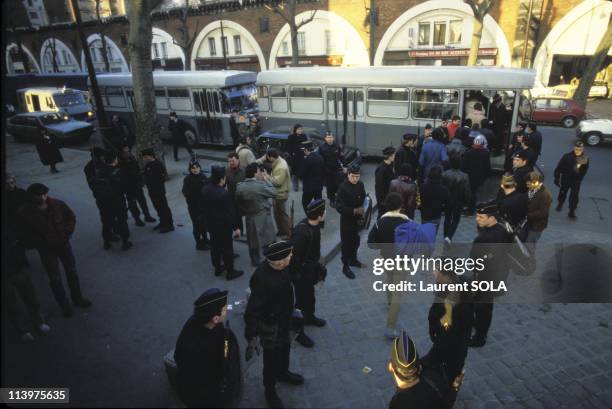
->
<box><xmin>532</xmin><ymin>0</ymin><xmax>612</xmax><ymax>86</ymax></box>
<box><xmin>40</xmin><ymin>37</ymin><xmax>81</xmax><ymax>72</ymax></box>
<box><xmin>373</xmin><ymin>0</ymin><xmax>511</xmax><ymax>67</ymax></box>
<box><xmin>268</xmin><ymin>9</ymin><xmax>369</xmax><ymax>69</ymax></box>
<box><xmin>152</xmin><ymin>27</ymin><xmax>186</xmax><ymax>70</ymax></box>
<box><xmin>191</xmin><ymin>20</ymin><xmax>267</xmax><ymax>71</ymax></box>
<box><xmin>6</xmin><ymin>43</ymin><xmax>41</xmax><ymax>74</ymax></box>
<box><xmin>81</xmin><ymin>33</ymin><xmax>129</xmax><ymax>72</ymax></box>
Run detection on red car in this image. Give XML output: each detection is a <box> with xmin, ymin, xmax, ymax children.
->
<box><xmin>531</xmin><ymin>97</ymin><xmax>586</xmax><ymax>128</ymax></box>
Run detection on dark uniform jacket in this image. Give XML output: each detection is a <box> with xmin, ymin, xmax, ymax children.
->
<box><xmin>200</xmin><ymin>184</ymin><xmax>239</xmax><ymax>231</ymax></box>
<box><xmin>469</xmin><ymin>223</ymin><xmax>513</xmax><ymax>286</ymax></box>
<box><xmin>118</xmin><ymin>154</ymin><xmax>144</xmax><ymax>194</ymax></box>
<box><xmin>461</xmin><ymin>146</ymin><xmax>490</xmax><ymax>188</ymax></box>
<box><xmin>525</xmin><ymin>130</ymin><xmax>542</xmax><ymax>156</ymax></box>
<box><xmin>388</xmin><ymin>358</ymin><xmax>449</xmax><ymax>409</ymax></box>
<box><xmin>19</xmin><ymin>198</ymin><xmax>76</xmax><ymax>250</ymax></box>
<box><xmin>286</xmin><ymin>132</ymin><xmax>307</xmax><ymax>175</ymax></box>
<box><xmin>554</xmin><ymin>152</ymin><xmax>589</xmax><ymax>184</ymax></box>
<box><xmin>319</xmin><ymin>142</ymin><xmax>343</xmax><ymax>175</ymax></box>
<box><xmin>336</xmin><ymin>180</ymin><xmax>366</xmax><ymax>224</ymax></box>
<box><xmin>292</xmin><ymin>218</ymin><xmax>322</xmax><ymax>283</ymax></box>
<box><xmin>143</xmin><ymin>160</ymin><xmax>167</xmax><ymax>194</ymax></box>
<box><xmin>91</xmin><ymin>165</ymin><xmax>126</xmax><ymax>211</ymax></box>
<box><xmin>394</xmin><ymin>146</ymin><xmax>419</xmax><ymax>179</ymax></box>
<box><xmin>497</xmin><ymin>190</ymin><xmax>528</xmax><ymax>227</ymax></box>
<box><xmin>182</xmin><ymin>173</ymin><xmax>208</xmax><ymax>214</ymax></box>
<box><xmin>244</xmin><ymin>262</ymin><xmax>294</xmax><ymax>348</ymax></box>
<box><xmin>527</xmin><ymin>186</ymin><xmax>552</xmax><ymax>232</ymax></box>
<box><xmin>512</xmin><ymin>165</ymin><xmax>532</xmax><ymax>194</ymax></box>
<box><xmin>420</xmin><ymin>181</ymin><xmax>450</xmax><ymax>222</ymax></box>
<box><xmin>300</xmin><ymin>151</ymin><xmax>325</xmax><ymax>193</ymax></box>
<box><xmin>375</xmin><ymin>162</ymin><xmax>395</xmax><ymax>207</ymax></box>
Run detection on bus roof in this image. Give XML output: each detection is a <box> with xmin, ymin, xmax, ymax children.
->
<box><xmin>16</xmin><ymin>87</ymin><xmax>78</xmax><ymax>94</ymax></box>
<box><xmin>94</xmin><ymin>70</ymin><xmax>257</xmax><ymax>88</ymax></box>
<box><xmin>256</xmin><ymin>66</ymin><xmax>536</xmax><ymax>90</ymax></box>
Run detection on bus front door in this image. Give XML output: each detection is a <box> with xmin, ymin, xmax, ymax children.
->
<box><xmin>326</xmin><ymin>88</ymin><xmax>344</xmax><ymax>144</ymax></box>
<box><xmin>345</xmin><ymin>88</ymin><xmax>364</xmax><ymax>148</ymax></box>
<box><xmin>192</xmin><ymin>89</ymin><xmax>210</xmax><ymax>143</ymax></box>
<box><xmin>206</xmin><ymin>90</ymin><xmax>224</xmax><ymax>144</ymax></box>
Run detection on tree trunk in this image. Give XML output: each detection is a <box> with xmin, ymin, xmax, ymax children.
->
<box><xmin>290</xmin><ymin>27</ymin><xmax>299</xmax><ymax>66</ymax></box>
<box><xmin>125</xmin><ymin>0</ymin><xmax>163</xmax><ymax>162</ymax></box>
<box><xmin>50</xmin><ymin>38</ymin><xmax>60</xmax><ymax>72</ymax></box>
<box><xmin>573</xmin><ymin>16</ymin><xmax>612</xmax><ymax>108</ymax></box>
<box><xmin>183</xmin><ymin>46</ymin><xmax>191</xmax><ymax>71</ymax></box>
<box><xmin>100</xmin><ymin>32</ymin><xmax>111</xmax><ymax>72</ymax></box>
<box><xmin>467</xmin><ymin>16</ymin><xmax>483</xmax><ymax>66</ymax></box>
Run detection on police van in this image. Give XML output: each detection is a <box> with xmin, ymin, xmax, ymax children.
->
<box><xmin>16</xmin><ymin>87</ymin><xmax>95</xmax><ymax>122</ymax></box>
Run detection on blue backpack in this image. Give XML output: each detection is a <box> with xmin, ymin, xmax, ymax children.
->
<box><xmin>394</xmin><ymin>220</ymin><xmax>437</xmax><ymax>257</ymax></box>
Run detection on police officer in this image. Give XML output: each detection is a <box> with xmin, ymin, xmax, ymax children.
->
<box><xmin>292</xmin><ymin>199</ymin><xmax>327</xmax><ymax>348</ymax></box>
<box><xmin>318</xmin><ymin>131</ymin><xmax>344</xmax><ymax>207</ymax></box>
<box><xmin>394</xmin><ymin>134</ymin><xmax>419</xmax><ymax>181</ymax></box>
<box><xmin>497</xmin><ymin>175</ymin><xmax>528</xmax><ymax>235</ymax></box>
<box><xmin>200</xmin><ymin>166</ymin><xmax>244</xmax><ymax>280</ymax></box>
<box><xmin>119</xmin><ymin>145</ymin><xmax>155</xmax><ymax>227</ymax></box>
<box><xmin>554</xmin><ymin>140</ymin><xmax>589</xmax><ymax>219</ymax></box>
<box><xmin>375</xmin><ymin>146</ymin><xmax>396</xmax><ymax>217</ymax></box>
<box><xmin>336</xmin><ymin>164</ymin><xmax>367</xmax><ymax>279</ymax></box>
<box><xmin>287</xmin><ymin>124</ymin><xmax>307</xmax><ymax>191</ymax></box>
<box><xmin>388</xmin><ymin>331</ymin><xmax>455</xmax><ymax>409</ymax></box>
<box><xmin>91</xmin><ymin>152</ymin><xmax>132</xmax><ymax>251</ymax></box>
<box><xmin>168</xmin><ymin>112</ymin><xmax>194</xmax><ymax>161</ymax></box>
<box><xmin>142</xmin><ymin>148</ymin><xmax>175</xmax><ymax>233</ymax></box>
<box><xmin>182</xmin><ymin>159</ymin><xmax>210</xmax><ymax>250</ymax></box>
<box><xmin>469</xmin><ymin>201</ymin><xmax>513</xmax><ymax>348</ymax></box>
<box><xmin>300</xmin><ymin>140</ymin><xmax>325</xmax><ymax>213</ymax></box>
<box><xmin>244</xmin><ymin>240</ymin><xmax>304</xmax><ymax>409</ymax></box>
<box><xmin>174</xmin><ymin>288</ymin><xmax>240</xmax><ymax>408</ymax></box>
<box><xmin>235</xmin><ymin>163</ymin><xmax>277</xmax><ymax>266</ymax></box>
<box><xmin>511</xmin><ymin>150</ymin><xmax>532</xmax><ymax>194</ymax></box>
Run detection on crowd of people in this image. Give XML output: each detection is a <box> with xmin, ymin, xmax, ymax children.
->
<box><xmin>6</xmin><ymin>110</ymin><xmax>592</xmax><ymax>408</ymax></box>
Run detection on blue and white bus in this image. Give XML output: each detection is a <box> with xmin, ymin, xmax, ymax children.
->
<box><xmin>95</xmin><ymin>71</ymin><xmax>257</xmax><ymax>145</ymax></box>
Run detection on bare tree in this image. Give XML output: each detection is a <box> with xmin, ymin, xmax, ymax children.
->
<box><xmin>125</xmin><ymin>0</ymin><xmax>165</xmax><ymax>161</ymax></box>
<box><xmin>573</xmin><ymin>15</ymin><xmax>612</xmax><ymax>108</ymax></box>
<box><xmin>464</xmin><ymin>0</ymin><xmax>497</xmax><ymax>66</ymax></box>
<box><xmin>266</xmin><ymin>0</ymin><xmax>317</xmax><ymax>67</ymax></box>
<box><xmin>171</xmin><ymin>0</ymin><xmax>200</xmax><ymax>71</ymax></box>
<box><xmin>94</xmin><ymin>0</ymin><xmax>112</xmax><ymax>72</ymax></box>
<box><xmin>49</xmin><ymin>37</ymin><xmax>60</xmax><ymax>72</ymax></box>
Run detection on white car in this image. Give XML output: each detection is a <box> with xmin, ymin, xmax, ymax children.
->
<box><xmin>576</xmin><ymin>119</ymin><xmax>612</xmax><ymax>146</ymax></box>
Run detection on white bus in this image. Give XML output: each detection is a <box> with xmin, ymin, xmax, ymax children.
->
<box><xmin>94</xmin><ymin>71</ymin><xmax>257</xmax><ymax>145</ymax></box>
<box><xmin>256</xmin><ymin>66</ymin><xmax>535</xmax><ymax>156</ymax></box>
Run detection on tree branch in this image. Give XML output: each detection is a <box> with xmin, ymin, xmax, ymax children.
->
<box><xmin>296</xmin><ymin>9</ymin><xmax>317</xmax><ymax>30</ymax></box>
<box><xmin>266</xmin><ymin>4</ymin><xmax>292</xmax><ymax>24</ymax></box>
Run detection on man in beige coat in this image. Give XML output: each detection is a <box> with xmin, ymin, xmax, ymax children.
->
<box><xmin>258</xmin><ymin>148</ymin><xmax>292</xmax><ymax>238</ymax></box>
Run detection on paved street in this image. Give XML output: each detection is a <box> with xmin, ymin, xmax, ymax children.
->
<box><xmin>3</xmin><ymin>125</ymin><xmax>612</xmax><ymax>408</ymax></box>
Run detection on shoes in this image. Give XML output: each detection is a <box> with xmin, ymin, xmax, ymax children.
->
<box><xmin>74</xmin><ymin>298</ymin><xmax>92</xmax><ymax>308</ymax></box>
<box><xmin>214</xmin><ymin>267</ymin><xmax>225</xmax><ymax>276</ymax></box>
<box><xmin>38</xmin><ymin>323</ymin><xmax>51</xmax><ymax>334</ymax></box>
<box><xmin>278</xmin><ymin>371</ymin><xmax>305</xmax><ymax>385</ymax></box>
<box><xmin>265</xmin><ymin>388</ymin><xmax>285</xmax><ymax>409</ymax></box>
<box><xmin>444</xmin><ymin>237</ymin><xmax>452</xmax><ymax>245</ymax></box>
<box><xmin>349</xmin><ymin>259</ymin><xmax>364</xmax><ymax>268</ymax></box>
<box><xmin>153</xmin><ymin>224</ymin><xmax>161</xmax><ymax>231</ymax></box>
<box><xmin>568</xmin><ymin>210</ymin><xmax>576</xmax><ymax>219</ymax></box>
<box><xmin>135</xmin><ymin>218</ymin><xmax>145</xmax><ymax>227</ymax></box>
<box><xmin>342</xmin><ymin>265</ymin><xmax>355</xmax><ymax>279</ymax></box>
<box><xmin>144</xmin><ymin>216</ymin><xmax>156</xmax><ymax>223</ymax></box>
<box><xmin>122</xmin><ymin>241</ymin><xmax>133</xmax><ymax>251</ymax></box>
<box><xmin>556</xmin><ymin>203</ymin><xmax>563</xmax><ymax>212</ymax></box>
<box><xmin>385</xmin><ymin>328</ymin><xmax>400</xmax><ymax>340</ymax></box>
<box><xmin>61</xmin><ymin>305</ymin><xmax>75</xmax><ymax>318</ymax></box>
<box><xmin>103</xmin><ymin>241</ymin><xmax>112</xmax><ymax>250</ymax></box>
<box><xmin>196</xmin><ymin>242</ymin><xmax>210</xmax><ymax>251</ymax></box>
<box><xmin>295</xmin><ymin>331</ymin><xmax>314</xmax><ymax>348</ymax></box>
<box><xmin>159</xmin><ymin>225</ymin><xmax>175</xmax><ymax>233</ymax></box>
<box><xmin>304</xmin><ymin>315</ymin><xmax>326</xmax><ymax>327</ymax></box>
<box><xmin>21</xmin><ymin>332</ymin><xmax>35</xmax><ymax>343</ymax></box>
<box><xmin>468</xmin><ymin>336</ymin><xmax>487</xmax><ymax>348</ymax></box>
<box><xmin>226</xmin><ymin>270</ymin><xmax>244</xmax><ymax>281</ymax></box>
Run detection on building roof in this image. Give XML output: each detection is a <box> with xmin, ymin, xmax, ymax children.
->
<box><xmin>256</xmin><ymin>66</ymin><xmax>537</xmax><ymax>90</ymax></box>
<box><xmin>95</xmin><ymin>70</ymin><xmax>257</xmax><ymax>88</ymax></box>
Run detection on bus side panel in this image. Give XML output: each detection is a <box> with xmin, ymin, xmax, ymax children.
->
<box><xmin>362</xmin><ymin>121</ymin><xmax>419</xmax><ymax>156</ymax></box>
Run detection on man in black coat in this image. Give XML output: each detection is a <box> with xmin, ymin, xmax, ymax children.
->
<box><xmin>300</xmin><ymin>140</ymin><xmax>325</xmax><ymax>213</ymax></box>
<box><xmin>524</xmin><ymin>122</ymin><xmax>543</xmax><ymax>158</ymax></box>
<box><xmin>511</xmin><ymin>150</ymin><xmax>533</xmax><ymax>194</ymax></box>
<box><xmin>554</xmin><ymin>140</ymin><xmax>589</xmax><ymax>219</ymax></box>
<box><xmin>36</xmin><ymin>128</ymin><xmax>63</xmax><ymax>173</ymax></box>
<box><xmin>375</xmin><ymin>146</ymin><xmax>396</xmax><ymax>217</ymax></box>
<box><xmin>168</xmin><ymin>111</ymin><xmax>194</xmax><ymax>161</ymax></box>
<box><xmin>291</xmin><ymin>199</ymin><xmax>327</xmax><ymax>348</ymax></box>
<box><xmin>118</xmin><ymin>145</ymin><xmax>155</xmax><ymax>227</ymax></box>
<box><xmin>469</xmin><ymin>201</ymin><xmax>513</xmax><ymax>348</ymax></box>
<box><xmin>244</xmin><ymin>241</ymin><xmax>304</xmax><ymax>409</ymax></box>
<box><xmin>420</xmin><ymin>166</ymin><xmax>450</xmax><ymax>234</ymax></box>
<box><xmin>441</xmin><ymin>156</ymin><xmax>470</xmax><ymax>243</ymax></box>
<box><xmin>318</xmin><ymin>131</ymin><xmax>344</xmax><ymax>207</ymax></box>
<box><xmin>336</xmin><ymin>165</ymin><xmax>367</xmax><ymax>279</ymax></box>
<box><xmin>200</xmin><ymin>166</ymin><xmax>244</xmax><ymax>280</ymax></box>
<box><xmin>394</xmin><ymin>134</ymin><xmax>419</xmax><ymax>181</ymax></box>
<box><xmin>287</xmin><ymin>124</ymin><xmax>307</xmax><ymax>191</ymax></box>
<box><xmin>461</xmin><ymin>138</ymin><xmax>490</xmax><ymax>215</ymax></box>
<box><xmin>489</xmin><ymin>94</ymin><xmax>509</xmax><ymax>156</ymax></box>
<box><xmin>142</xmin><ymin>148</ymin><xmax>174</xmax><ymax>233</ymax></box>
<box><xmin>497</xmin><ymin>175</ymin><xmax>528</xmax><ymax>230</ymax></box>
<box><xmin>182</xmin><ymin>159</ymin><xmax>209</xmax><ymax>250</ymax></box>
<box><xmin>174</xmin><ymin>289</ymin><xmax>239</xmax><ymax>408</ymax></box>
<box><xmin>91</xmin><ymin>152</ymin><xmax>133</xmax><ymax>251</ymax></box>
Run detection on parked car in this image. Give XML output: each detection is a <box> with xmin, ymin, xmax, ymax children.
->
<box><xmin>576</xmin><ymin>118</ymin><xmax>612</xmax><ymax>146</ymax></box>
<box><xmin>7</xmin><ymin>112</ymin><xmax>94</xmax><ymax>143</ymax></box>
<box><xmin>531</xmin><ymin>97</ymin><xmax>585</xmax><ymax>128</ymax></box>
<box><xmin>256</xmin><ymin>126</ymin><xmax>362</xmax><ymax>169</ymax></box>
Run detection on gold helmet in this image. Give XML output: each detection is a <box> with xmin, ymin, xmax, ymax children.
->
<box><xmin>388</xmin><ymin>331</ymin><xmax>421</xmax><ymax>389</ymax></box>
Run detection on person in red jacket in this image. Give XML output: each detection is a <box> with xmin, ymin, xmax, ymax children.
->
<box><xmin>19</xmin><ymin>183</ymin><xmax>92</xmax><ymax>318</ymax></box>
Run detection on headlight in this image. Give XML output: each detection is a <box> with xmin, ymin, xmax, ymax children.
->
<box><xmin>87</xmin><ymin>111</ymin><xmax>93</xmax><ymax>117</ymax></box>
<box><xmin>63</xmin><ymin>116</ymin><xmax>69</xmax><ymax>121</ymax></box>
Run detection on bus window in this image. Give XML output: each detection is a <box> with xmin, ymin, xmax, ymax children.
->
<box><xmin>222</xmin><ymin>84</ymin><xmax>257</xmax><ymax>113</ymax></box>
<box><xmin>348</xmin><ymin>90</ymin><xmax>354</xmax><ymax>116</ymax></box>
<box><xmin>411</xmin><ymin>88</ymin><xmax>458</xmax><ymax>120</ymax></box>
<box><xmin>327</xmin><ymin>90</ymin><xmax>335</xmax><ymax>115</ymax></box>
<box><xmin>367</xmin><ymin>88</ymin><xmax>409</xmax><ymax>119</ymax></box>
<box><xmin>270</xmin><ymin>86</ymin><xmax>288</xmax><ymax>113</ymax></box>
<box><xmin>258</xmin><ymin>86</ymin><xmax>269</xmax><ymax>112</ymax></box>
<box><xmin>102</xmin><ymin>87</ymin><xmax>126</xmax><ymax>108</ymax></box>
<box><xmin>213</xmin><ymin>92</ymin><xmax>220</xmax><ymax>113</ymax></box>
<box><xmin>192</xmin><ymin>90</ymin><xmax>202</xmax><ymax>112</ymax></box>
<box><xmin>356</xmin><ymin>90</ymin><xmax>364</xmax><ymax>117</ymax></box>
<box><xmin>155</xmin><ymin>88</ymin><xmax>168</xmax><ymax>110</ymax></box>
<box><xmin>168</xmin><ymin>88</ymin><xmax>192</xmax><ymax>111</ymax></box>
<box><xmin>290</xmin><ymin>86</ymin><xmax>323</xmax><ymax>114</ymax></box>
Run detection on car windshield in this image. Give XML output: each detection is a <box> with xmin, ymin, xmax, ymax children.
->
<box><xmin>53</xmin><ymin>92</ymin><xmax>85</xmax><ymax>107</ymax></box>
<box><xmin>221</xmin><ymin>84</ymin><xmax>257</xmax><ymax>113</ymax></box>
<box><xmin>40</xmin><ymin>113</ymin><xmax>68</xmax><ymax>125</ymax></box>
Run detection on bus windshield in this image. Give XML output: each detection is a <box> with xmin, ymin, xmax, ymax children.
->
<box><xmin>53</xmin><ymin>92</ymin><xmax>86</xmax><ymax>107</ymax></box>
<box><xmin>221</xmin><ymin>84</ymin><xmax>257</xmax><ymax>113</ymax></box>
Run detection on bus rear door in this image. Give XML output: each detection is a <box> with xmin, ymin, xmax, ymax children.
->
<box><xmin>346</xmin><ymin>88</ymin><xmax>364</xmax><ymax>148</ymax></box>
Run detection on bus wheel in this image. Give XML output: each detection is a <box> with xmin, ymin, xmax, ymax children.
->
<box><xmin>184</xmin><ymin>130</ymin><xmax>197</xmax><ymax>147</ymax></box>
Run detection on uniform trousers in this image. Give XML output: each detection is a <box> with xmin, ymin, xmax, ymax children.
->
<box><xmin>263</xmin><ymin>341</ymin><xmax>291</xmax><ymax>391</ymax></box>
<box><xmin>294</xmin><ymin>272</ymin><xmax>316</xmax><ymax>317</ymax></box>
<box><xmin>340</xmin><ymin>218</ymin><xmax>360</xmax><ymax>265</ymax></box>
<box><xmin>558</xmin><ymin>180</ymin><xmax>581</xmax><ymax>210</ymax></box>
<box><xmin>126</xmin><ymin>187</ymin><xmax>152</xmax><ymax>220</ymax></box>
<box><xmin>99</xmin><ymin>204</ymin><xmax>129</xmax><ymax>243</ymax></box>
<box><xmin>209</xmin><ymin>227</ymin><xmax>234</xmax><ymax>272</ymax></box>
<box><xmin>325</xmin><ymin>172</ymin><xmax>340</xmax><ymax>203</ymax></box>
<box><xmin>148</xmin><ymin>188</ymin><xmax>173</xmax><ymax>227</ymax></box>
<box><xmin>472</xmin><ymin>302</ymin><xmax>494</xmax><ymax>340</ymax></box>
